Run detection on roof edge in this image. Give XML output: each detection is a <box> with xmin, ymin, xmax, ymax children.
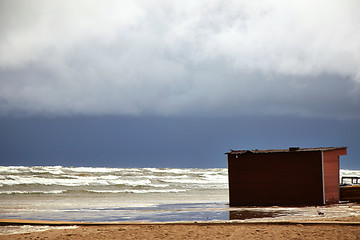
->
<box><xmin>226</xmin><ymin>147</ymin><xmax>347</xmax><ymax>155</ymax></box>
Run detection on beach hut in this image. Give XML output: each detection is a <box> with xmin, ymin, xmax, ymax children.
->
<box><xmin>226</xmin><ymin>147</ymin><xmax>347</xmax><ymax>206</ymax></box>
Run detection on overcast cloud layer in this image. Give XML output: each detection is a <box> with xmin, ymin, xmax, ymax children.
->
<box><xmin>1</xmin><ymin>0</ymin><xmax>360</xmax><ymax>118</ymax></box>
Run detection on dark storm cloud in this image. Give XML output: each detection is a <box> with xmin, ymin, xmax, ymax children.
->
<box><xmin>0</xmin><ymin>0</ymin><xmax>360</xmax><ymax>118</ymax></box>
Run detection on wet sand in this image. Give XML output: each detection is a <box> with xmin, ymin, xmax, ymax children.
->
<box><xmin>1</xmin><ymin>217</ymin><xmax>360</xmax><ymax>240</ymax></box>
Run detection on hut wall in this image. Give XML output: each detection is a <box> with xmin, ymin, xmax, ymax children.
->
<box><xmin>323</xmin><ymin>148</ymin><xmax>347</xmax><ymax>204</ymax></box>
<box><xmin>227</xmin><ymin>151</ymin><xmax>324</xmax><ymax>206</ymax></box>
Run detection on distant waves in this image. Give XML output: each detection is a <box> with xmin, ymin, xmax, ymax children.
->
<box><xmin>0</xmin><ymin>166</ymin><xmax>228</xmax><ymax>195</ymax></box>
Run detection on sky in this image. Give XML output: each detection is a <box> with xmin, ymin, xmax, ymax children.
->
<box><xmin>0</xmin><ymin>0</ymin><xmax>359</xmax><ymax>169</ymax></box>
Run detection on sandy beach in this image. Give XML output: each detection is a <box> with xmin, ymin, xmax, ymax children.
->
<box><xmin>1</xmin><ymin>217</ymin><xmax>360</xmax><ymax>240</ymax></box>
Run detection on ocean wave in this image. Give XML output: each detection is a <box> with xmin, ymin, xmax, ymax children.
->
<box><xmin>29</xmin><ymin>166</ymin><xmax>65</xmax><ymax>175</ymax></box>
<box><xmin>340</xmin><ymin>169</ymin><xmax>360</xmax><ymax>176</ymax></box>
<box><xmin>145</xmin><ymin>175</ymin><xmax>195</xmax><ymax>180</ymax></box>
<box><xmin>0</xmin><ymin>166</ymin><xmax>229</xmax><ymax>195</ymax></box>
<box><xmin>202</xmin><ymin>174</ymin><xmax>228</xmax><ymax>183</ymax></box>
<box><xmin>87</xmin><ymin>189</ymin><xmax>187</xmax><ymax>194</ymax></box>
<box><xmin>159</xmin><ymin>178</ymin><xmax>224</xmax><ymax>184</ymax></box>
<box><xmin>0</xmin><ymin>188</ymin><xmax>186</xmax><ymax>195</ymax></box>
<box><xmin>66</xmin><ymin>167</ymin><xmax>120</xmax><ymax>173</ymax></box>
<box><xmin>0</xmin><ymin>176</ymin><xmax>153</xmax><ymax>187</ymax></box>
<box><xmin>145</xmin><ymin>174</ymin><xmax>227</xmax><ymax>183</ymax></box>
<box><xmin>340</xmin><ymin>169</ymin><xmax>360</xmax><ymax>185</ymax></box>
<box><xmin>0</xmin><ymin>190</ymin><xmax>66</xmax><ymax>195</ymax></box>
<box><xmin>0</xmin><ymin>166</ymin><xmax>28</xmax><ymax>174</ymax></box>
<box><xmin>144</xmin><ymin>168</ymin><xmax>196</xmax><ymax>174</ymax></box>
<box><xmin>106</xmin><ymin>179</ymin><xmax>152</xmax><ymax>186</ymax></box>
<box><xmin>143</xmin><ymin>168</ymin><xmax>227</xmax><ymax>176</ymax></box>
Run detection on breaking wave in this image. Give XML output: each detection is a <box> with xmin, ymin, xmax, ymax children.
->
<box><xmin>0</xmin><ymin>166</ymin><xmax>228</xmax><ymax>195</ymax></box>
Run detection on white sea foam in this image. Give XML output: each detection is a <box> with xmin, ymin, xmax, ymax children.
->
<box><xmin>160</xmin><ymin>178</ymin><xmax>219</xmax><ymax>184</ymax></box>
<box><xmin>0</xmin><ymin>166</ymin><xmax>227</xmax><ymax>186</ymax></box>
<box><xmin>0</xmin><ymin>166</ymin><xmax>26</xmax><ymax>174</ymax></box>
<box><xmin>107</xmin><ymin>179</ymin><xmax>152</xmax><ymax>186</ymax></box>
<box><xmin>144</xmin><ymin>168</ymin><xmax>193</xmax><ymax>174</ymax></box>
<box><xmin>87</xmin><ymin>189</ymin><xmax>187</xmax><ymax>194</ymax></box>
<box><xmin>202</xmin><ymin>174</ymin><xmax>228</xmax><ymax>183</ymax></box>
<box><xmin>0</xmin><ymin>190</ymin><xmax>66</xmax><ymax>195</ymax></box>
<box><xmin>0</xmin><ymin>225</ymin><xmax>77</xmax><ymax>236</ymax></box>
<box><xmin>340</xmin><ymin>169</ymin><xmax>360</xmax><ymax>185</ymax></box>
<box><xmin>29</xmin><ymin>166</ymin><xmax>65</xmax><ymax>175</ymax></box>
<box><xmin>2</xmin><ymin>167</ymin><xmax>356</xmax><ymax>191</ymax></box>
<box><xmin>340</xmin><ymin>169</ymin><xmax>360</xmax><ymax>176</ymax></box>
<box><xmin>66</xmin><ymin>167</ymin><xmax>120</xmax><ymax>173</ymax></box>
<box><xmin>96</xmin><ymin>175</ymin><xmax>119</xmax><ymax>180</ymax></box>
<box><xmin>0</xmin><ymin>175</ymin><xmax>152</xmax><ymax>187</ymax></box>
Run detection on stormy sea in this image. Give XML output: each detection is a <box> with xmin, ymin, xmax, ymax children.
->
<box><xmin>1</xmin><ymin>166</ymin><xmax>359</xmax><ymax>223</ymax></box>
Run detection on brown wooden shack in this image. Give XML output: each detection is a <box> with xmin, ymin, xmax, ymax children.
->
<box><xmin>226</xmin><ymin>147</ymin><xmax>347</xmax><ymax>206</ymax></box>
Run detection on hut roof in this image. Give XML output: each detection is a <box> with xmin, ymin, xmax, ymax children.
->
<box><xmin>226</xmin><ymin>147</ymin><xmax>347</xmax><ymax>155</ymax></box>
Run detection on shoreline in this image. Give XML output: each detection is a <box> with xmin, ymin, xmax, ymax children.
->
<box><xmin>2</xmin><ymin>202</ymin><xmax>359</xmax><ymax>223</ymax></box>
<box><xmin>2</xmin><ymin>216</ymin><xmax>360</xmax><ymax>226</ymax></box>
<box><xmin>1</xmin><ymin>216</ymin><xmax>360</xmax><ymax>240</ymax></box>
